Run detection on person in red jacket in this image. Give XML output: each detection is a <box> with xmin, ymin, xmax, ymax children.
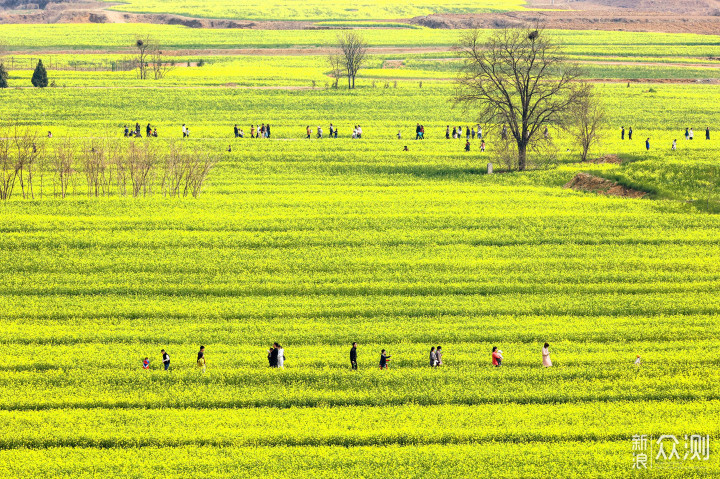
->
<box><xmin>492</xmin><ymin>346</ymin><xmax>503</xmax><ymax>367</ymax></box>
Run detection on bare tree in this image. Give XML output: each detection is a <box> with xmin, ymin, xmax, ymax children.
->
<box><xmin>455</xmin><ymin>28</ymin><xmax>589</xmax><ymax>171</ymax></box>
<box><xmin>567</xmin><ymin>84</ymin><xmax>606</xmax><ymax>162</ymax></box>
<box><xmin>336</xmin><ymin>31</ymin><xmax>368</xmax><ymax>89</ymax></box>
<box><xmin>150</xmin><ymin>46</ymin><xmax>173</xmax><ymax>80</ymax></box>
<box><xmin>53</xmin><ymin>139</ymin><xmax>75</xmax><ymax>199</ymax></box>
<box><xmin>0</xmin><ymin>129</ymin><xmax>15</xmax><ymax>201</ymax></box>
<box><xmin>134</xmin><ymin>36</ymin><xmax>152</xmax><ymax>80</ymax></box>
<box><xmin>327</xmin><ymin>54</ymin><xmax>343</xmax><ymax>89</ymax></box>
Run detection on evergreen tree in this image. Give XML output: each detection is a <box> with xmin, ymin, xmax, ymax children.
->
<box><xmin>0</xmin><ymin>63</ymin><xmax>8</xmax><ymax>89</ymax></box>
<box><xmin>31</xmin><ymin>59</ymin><xmax>48</xmax><ymax>88</ymax></box>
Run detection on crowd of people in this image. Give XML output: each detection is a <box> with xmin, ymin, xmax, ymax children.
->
<box><xmin>622</xmin><ymin>126</ymin><xmax>711</xmax><ymax>151</ymax></box>
<box><xmin>124</xmin><ymin>122</ymin><xmax>158</xmax><ymax>138</ymax></box>
<box><xmin>139</xmin><ymin>342</ymin><xmax>578</xmax><ymax>372</ymax></box>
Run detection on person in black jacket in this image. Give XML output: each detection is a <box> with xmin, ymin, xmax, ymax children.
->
<box><xmin>268</xmin><ymin>345</ymin><xmax>277</xmax><ymax>367</ymax></box>
<box><xmin>350</xmin><ymin>342</ymin><xmax>358</xmax><ymax>370</ymax></box>
<box><xmin>161</xmin><ymin>349</ymin><xmax>170</xmax><ymax>371</ymax></box>
<box><xmin>379</xmin><ymin>349</ymin><xmax>391</xmax><ymax>369</ymax></box>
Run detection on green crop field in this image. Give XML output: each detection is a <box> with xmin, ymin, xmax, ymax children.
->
<box><xmin>1</xmin><ymin>25</ymin><xmax>719</xmax><ymax>478</ymax></box>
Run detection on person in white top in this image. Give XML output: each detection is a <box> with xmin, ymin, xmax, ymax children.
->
<box><xmin>634</xmin><ymin>355</ymin><xmax>641</xmax><ymax>366</ymax></box>
<box><xmin>689</xmin><ymin>128</ymin><xmax>694</xmax><ymax>140</ymax></box>
<box><xmin>672</xmin><ymin>139</ymin><xmax>677</xmax><ymax>150</ymax></box>
<box><xmin>356</xmin><ymin>125</ymin><xmax>362</xmax><ymax>138</ymax></box>
<box><xmin>542</xmin><ymin>343</ymin><xmax>552</xmax><ymax>367</ymax></box>
<box><xmin>275</xmin><ymin>343</ymin><xmax>285</xmax><ymax>369</ymax></box>
<box><xmin>182</xmin><ymin>124</ymin><xmax>188</xmax><ymax>138</ymax></box>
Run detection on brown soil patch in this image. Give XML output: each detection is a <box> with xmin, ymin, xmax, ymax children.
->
<box><xmin>382</xmin><ymin>60</ymin><xmax>405</xmax><ymax>69</ymax></box>
<box><xmin>564</xmin><ymin>172</ymin><xmax>647</xmax><ymax>198</ymax></box>
<box><xmin>583</xmin><ymin>154</ymin><xmax>623</xmax><ymax>165</ymax></box>
<box><xmin>409</xmin><ymin>0</ymin><xmax>720</xmax><ymax>35</ymax></box>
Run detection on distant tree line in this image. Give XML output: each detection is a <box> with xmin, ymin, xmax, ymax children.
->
<box><xmin>0</xmin><ymin>126</ymin><xmax>218</xmax><ymax>201</ymax></box>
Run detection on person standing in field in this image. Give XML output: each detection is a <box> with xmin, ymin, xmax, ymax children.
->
<box><xmin>266</xmin><ymin>124</ymin><xmax>271</xmax><ymax>138</ymax></box>
<box><xmin>635</xmin><ymin>355</ymin><xmax>642</xmax><ymax>366</ymax></box>
<box><xmin>143</xmin><ymin>357</ymin><xmax>150</xmax><ymax>370</ymax></box>
<box><xmin>645</xmin><ymin>138</ymin><xmax>650</xmax><ymax>151</ymax></box>
<box><xmin>621</xmin><ymin>126</ymin><xmax>625</xmax><ymax>140</ymax></box>
<box><xmin>685</xmin><ymin>128</ymin><xmax>689</xmax><ymax>140</ymax></box>
<box><xmin>234</xmin><ymin>124</ymin><xmax>239</xmax><ymax>138</ymax></box>
<box><xmin>317</xmin><ymin>126</ymin><xmax>323</xmax><ymax>138</ymax></box>
<box><xmin>480</xmin><ymin>140</ymin><xmax>485</xmax><ymax>152</ymax></box>
<box><xmin>124</xmin><ymin>125</ymin><xmax>129</xmax><ymax>137</ymax></box>
<box><xmin>357</xmin><ymin>125</ymin><xmax>362</xmax><ymax>138</ymax></box>
<box><xmin>542</xmin><ymin>343</ymin><xmax>552</xmax><ymax>367</ymax></box>
<box><xmin>501</xmin><ymin>124</ymin><xmax>507</xmax><ymax>140</ymax></box>
<box><xmin>161</xmin><ymin>349</ymin><xmax>170</xmax><ymax>371</ymax></box>
<box><xmin>146</xmin><ymin>123</ymin><xmax>152</xmax><ymax>137</ymax></box>
<box><xmin>275</xmin><ymin>343</ymin><xmax>285</xmax><ymax>369</ymax></box>
<box><xmin>182</xmin><ymin>124</ymin><xmax>187</xmax><ymax>138</ymax></box>
<box><xmin>306</xmin><ymin>126</ymin><xmax>311</xmax><ymax>139</ymax></box>
<box><xmin>153</xmin><ymin>128</ymin><xmax>158</xmax><ymax>138</ymax></box>
<box><xmin>492</xmin><ymin>346</ymin><xmax>503</xmax><ymax>367</ymax></box>
<box><xmin>268</xmin><ymin>345</ymin><xmax>276</xmax><ymax>367</ymax></box>
<box><xmin>628</xmin><ymin>127</ymin><xmax>633</xmax><ymax>140</ymax></box>
<box><xmin>465</xmin><ymin>140</ymin><xmax>470</xmax><ymax>152</ymax></box>
<box><xmin>471</xmin><ymin>128</ymin><xmax>476</xmax><ymax>139</ymax></box>
<box><xmin>478</xmin><ymin>125</ymin><xmax>483</xmax><ymax>140</ymax></box>
<box><xmin>416</xmin><ymin>123</ymin><xmax>421</xmax><ymax>140</ymax></box>
<box><xmin>250</xmin><ymin>125</ymin><xmax>256</xmax><ymax>138</ymax></box>
<box><xmin>379</xmin><ymin>349</ymin><xmax>391</xmax><ymax>369</ymax></box>
<box><xmin>689</xmin><ymin>128</ymin><xmax>694</xmax><ymax>140</ymax></box>
<box><xmin>397</xmin><ymin>130</ymin><xmax>402</xmax><ymax>140</ymax></box>
<box><xmin>706</xmin><ymin>127</ymin><xmax>710</xmax><ymax>140</ymax></box>
<box><xmin>466</xmin><ymin>126</ymin><xmax>471</xmax><ymax>140</ymax></box>
<box><xmin>430</xmin><ymin>347</ymin><xmax>437</xmax><ymax>367</ymax></box>
<box><xmin>436</xmin><ymin>346</ymin><xmax>443</xmax><ymax>366</ymax></box>
<box><xmin>329</xmin><ymin>124</ymin><xmax>335</xmax><ymax>138</ymax></box>
<box><xmin>446</xmin><ymin>126</ymin><xmax>450</xmax><ymax>139</ymax></box>
<box><xmin>197</xmin><ymin>346</ymin><xmax>206</xmax><ymax>373</ymax></box>
<box><xmin>350</xmin><ymin>342</ymin><xmax>358</xmax><ymax>370</ymax></box>
<box><xmin>672</xmin><ymin>139</ymin><xmax>677</xmax><ymax>150</ymax></box>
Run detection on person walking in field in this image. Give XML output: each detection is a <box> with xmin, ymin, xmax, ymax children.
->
<box><xmin>672</xmin><ymin>139</ymin><xmax>677</xmax><ymax>150</ymax></box>
<box><xmin>317</xmin><ymin>126</ymin><xmax>323</xmax><ymax>139</ymax></box>
<box><xmin>430</xmin><ymin>347</ymin><xmax>438</xmax><ymax>367</ymax></box>
<box><xmin>197</xmin><ymin>346</ymin><xmax>206</xmax><ymax>373</ymax></box>
<box><xmin>471</xmin><ymin>128</ymin><xmax>476</xmax><ymax>139</ymax></box>
<box><xmin>251</xmin><ymin>125</ymin><xmax>256</xmax><ymax>138</ymax></box>
<box><xmin>266</xmin><ymin>124</ymin><xmax>271</xmax><ymax>138</ymax></box>
<box><xmin>416</xmin><ymin>123</ymin><xmax>422</xmax><ymax>140</ymax></box>
<box><xmin>621</xmin><ymin>126</ymin><xmax>625</xmax><ymax>140</ymax></box>
<box><xmin>397</xmin><ymin>130</ymin><xmax>402</xmax><ymax>140</ymax></box>
<box><xmin>542</xmin><ymin>343</ymin><xmax>552</xmax><ymax>367</ymax></box>
<box><xmin>706</xmin><ymin>127</ymin><xmax>710</xmax><ymax>140</ymax></box>
<box><xmin>480</xmin><ymin>140</ymin><xmax>485</xmax><ymax>152</ymax></box>
<box><xmin>628</xmin><ymin>127</ymin><xmax>633</xmax><ymax>140</ymax></box>
<box><xmin>146</xmin><ymin>123</ymin><xmax>152</xmax><ymax>137</ymax></box>
<box><xmin>350</xmin><ymin>342</ymin><xmax>358</xmax><ymax>370</ymax></box>
<box><xmin>142</xmin><ymin>357</ymin><xmax>150</xmax><ymax>370</ymax></box>
<box><xmin>124</xmin><ymin>125</ymin><xmax>129</xmax><ymax>137</ymax></box>
<box><xmin>379</xmin><ymin>349</ymin><xmax>391</xmax><ymax>369</ymax></box>
<box><xmin>161</xmin><ymin>349</ymin><xmax>170</xmax><ymax>371</ymax></box>
<box><xmin>329</xmin><ymin>124</ymin><xmax>335</xmax><ymax>138</ymax></box>
<box><xmin>446</xmin><ymin>126</ymin><xmax>450</xmax><ymax>139</ymax></box>
<box><xmin>645</xmin><ymin>138</ymin><xmax>650</xmax><ymax>151</ymax></box>
<box><xmin>689</xmin><ymin>128</ymin><xmax>694</xmax><ymax>140</ymax></box>
<box><xmin>306</xmin><ymin>126</ymin><xmax>312</xmax><ymax>139</ymax></box>
<box><xmin>478</xmin><ymin>125</ymin><xmax>483</xmax><ymax>140</ymax></box>
<box><xmin>465</xmin><ymin>140</ymin><xmax>470</xmax><ymax>152</ymax></box>
<box><xmin>234</xmin><ymin>124</ymin><xmax>239</xmax><ymax>138</ymax></box>
<box><xmin>357</xmin><ymin>125</ymin><xmax>362</xmax><ymax>138</ymax></box>
<box><xmin>275</xmin><ymin>342</ymin><xmax>285</xmax><ymax>369</ymax></box>
<box><xmin>685</xmin><ymin>128</ymin><xmax>689</xmax><ymax>140</ymax></box>
<box><xmin>466</xmin><ymin>126</ymin><xmax>471</xmax><ymax>140</ymax></box>
<box><xmin>436</xmin><ymin>346</ymin><xmax>443</xmax><ymax>366</ymax></box>
<box><xmin>492</xmin><ymin>346</ymin><xmax>503</xmax><ymax>367</ymax></box>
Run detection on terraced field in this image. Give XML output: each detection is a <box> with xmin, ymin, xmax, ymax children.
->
<box><xmin>0</xmin><ymin>25</ymin><xmax>719</xmax><ymax>478</ymax></box>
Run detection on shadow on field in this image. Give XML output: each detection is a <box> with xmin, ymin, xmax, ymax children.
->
<box><xmin>347</xmin><ymin>164</ymin><xmax>490</xmax><ymax>179</ymax></box>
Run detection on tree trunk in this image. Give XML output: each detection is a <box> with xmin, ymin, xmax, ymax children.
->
<box><xmin>518</xmin><ymin>143</ymin><xmax>527</xmax><ymax>171</ymax></box>
<box><xmin>348</xmin><ymin>74</ymin><xmax>352</xmax><ymax>89</ymax></box>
